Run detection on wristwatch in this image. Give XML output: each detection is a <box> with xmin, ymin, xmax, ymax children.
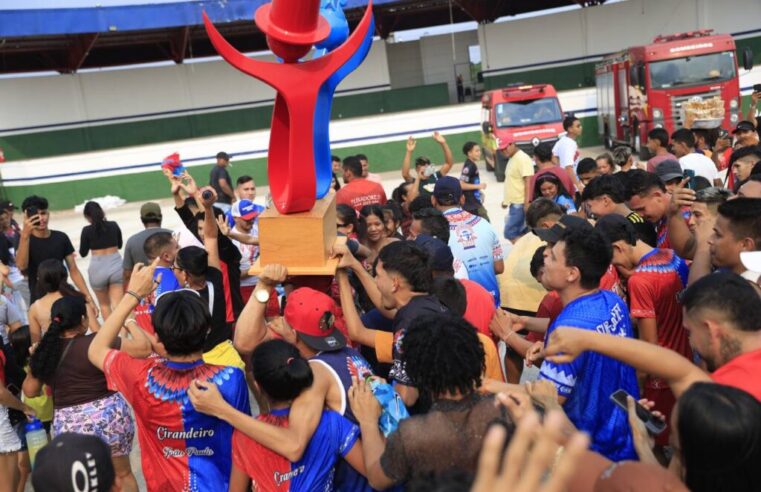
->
<box><xmin>254</xmin><ymin>288</ymin><xmax>271</xmax><ymax>304</ymax></box>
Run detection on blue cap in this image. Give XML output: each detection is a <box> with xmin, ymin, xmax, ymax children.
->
<box><xmin>432</xmin><ymin>176</ymin><xmax>462</xmax><ymax>202</ymax></box>
<box><xmin>231</xmin><ymin>200</ymin><xmax>261</xmax><ymax>220</ymax></box>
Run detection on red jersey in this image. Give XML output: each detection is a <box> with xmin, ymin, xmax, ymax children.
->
<box><xmin>628</xmin><ymin>249</ymin><xmax>692</xmax><ymax>366</ymax></box>
<box><xmin>461</xmin><ymin>279</ymin><xmax>496</xmax><ymax>340</ymax></box>
<box><xmin>711</xmin><ymin>349</ymin><xmax>761</xmax><ymax>401</ymax></box>
<box><xmin>335</xmin><ymin>179</ymin><xmax>387</xmax><ymax>212</ymax></box>
<box><xmin>103</xmin><ymin>351</ymin><xmax>250</xmax><ymax>491</ymax></box>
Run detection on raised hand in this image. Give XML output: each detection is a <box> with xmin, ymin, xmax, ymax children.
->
<box><xmin>260</xmin><ymin>264</ymin><xmax>288</xmax><ymax>287</ymax></box>
<box><xmin>669</xmin><ymin>177</ymin><xmax>696</xmax><ymax>215</ymax></box>
<box><xmin>432</xmin><ymin>131</ymin><xmax>446</xmax><ymax>144</ymax></box>
<box><xmin>215</xmin><ymin>215</ymin><xmax>231</xmax><ymax>236</ymax></box>
<box><xmin>544</xmin><ymin>327</ymin><xmax>589</xmax><ymax>364</ymax></box>
<box><xmin>127</xmin><ymin>258</ymin><xmax>161</xmax><ymax>300</ymax></box>
<box><xmin>406</xmin><ymin>136</ymin><xmax>417</xmax><ymax>153</ymax></box>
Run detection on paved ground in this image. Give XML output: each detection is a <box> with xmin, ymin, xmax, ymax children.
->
<box><xmin>23</xmin><ymin>145</ymin><xmax>605</xmax><ymax>490</ymax></box>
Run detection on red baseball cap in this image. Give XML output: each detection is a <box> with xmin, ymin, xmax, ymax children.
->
<box><xmin>284</xmin><ymin>288</ymin><xmax>346</xmax><ymax>352</ymax></box>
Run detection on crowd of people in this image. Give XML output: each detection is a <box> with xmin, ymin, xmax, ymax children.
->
<box><xmin>0</xmin><ymin>99</ymin><xmax>761</xmax><ymax>491</ymax></box>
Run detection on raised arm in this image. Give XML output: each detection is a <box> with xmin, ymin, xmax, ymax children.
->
<box><xmin>336</xmin><ymin>269</ymin><xmax>378</xmax><ymax>348</ymax></box>
<box><xmin>434</xmin><ymin>131</ymin><xmax>454</xmax><ymax>176</ymax></box>
<box><xmin>233</xmin><ymin>265</ymin><xmax>287</xmax><ymax>356</ymax></box>
<box><xmin>88</xmin><ymin>259</ymin><xmax>159</xmax><ymax>370</ymax></box>
<box><xmin>667</xmin><ymin>179</ymin><xmax>697</xmax><ymax>260</ymax></box>
<box><xmin>545</xmin><ymin>327</ymin><xmax>710</xmax><ymax>398</ymax></box>
<box><xmin>332</xmin><ymin>243</ymin><xmax>396</xmax><ymax>318</ymax></box>
<box><xmin>197</xmin><ymin>186</ymin><xmax>221</xmax><ymax>270</ymax></box>
<box><xmin>16</xmin><ymin>213</ymin><xmax>38</xmax><ymax>272</ymax></box>
<box><xmin>401</xmin><ymin>136</ymin><xmax>416</xmax><ymax>182</ymax></box>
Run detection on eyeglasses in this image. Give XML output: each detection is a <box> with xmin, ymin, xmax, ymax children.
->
<box><xmin>171</xmin><ymin>264</ymin><xmax>184</xmax><ymax>272</ymax></box>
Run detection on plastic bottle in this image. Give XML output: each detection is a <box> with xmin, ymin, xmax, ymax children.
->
<box><xmin>25</xmin><ymin>418</ymin><xmax>48</xmax><ymax>468</ymax></box>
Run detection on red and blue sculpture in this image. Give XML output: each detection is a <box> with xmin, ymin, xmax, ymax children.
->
<box><xmin>203</xmin><ymin>0</ymin><xmax>375</xmax><ymax>214</ymax></box>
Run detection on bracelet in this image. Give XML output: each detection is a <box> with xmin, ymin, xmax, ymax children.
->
<box><xmin>504</xmin><ymin>330</ymin><xmax>516</xmax><ymax>343</ymax></box>
<box><xmin>125</xmin><ymin>290</ymin><xmax>142</xmax><ymax>303</ymax></box>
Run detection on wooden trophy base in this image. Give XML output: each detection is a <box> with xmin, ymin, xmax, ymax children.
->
<box><xmin>248</xmin><ymin>192</ymin><xmax>343</xmax><ymax>276</ymax></box>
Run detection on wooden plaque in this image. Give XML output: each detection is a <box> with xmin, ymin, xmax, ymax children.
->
<box><xmin>248</xmin><ymin>192</ymin><xmax>342</xmax><ymax>276</ymax></box>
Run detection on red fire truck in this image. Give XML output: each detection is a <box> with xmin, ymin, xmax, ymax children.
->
<box><xmin>596</xmin><ymin>30</ymin><xmax>753</xmax><ymax>157</ymax></box>
<box><xmin>481</xmin><ymin>84</ymin><xmax>565</xmax><ymax>181</ymax></box>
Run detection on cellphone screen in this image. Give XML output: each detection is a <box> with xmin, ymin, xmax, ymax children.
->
<box><xmin>610</xmin><ymin>389</ymin><xmax>666</xmax><ymax>435</ymax></box>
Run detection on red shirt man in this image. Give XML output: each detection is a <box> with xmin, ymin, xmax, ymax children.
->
<box><xmin>711</xmin><ymin>349</ymin><xmax>761</xmax><ymax>400</ymax></box>
<box><xmin>336</xmin><ymin>179</ymin><xmax>387</xmax><ymax>212</ymax></box>
<box><xmin>336</xmin><ymin>156</ymin><xmax>387</xmax><ymax>212</ymax></box>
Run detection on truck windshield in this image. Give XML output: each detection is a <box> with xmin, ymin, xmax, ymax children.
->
<box><xmin>495</xmin><ymin>98</ymin><xmax>563</xmax><ymax>128</ymax></box>
<box><xmin>649</xmin><ymin>51</ymin><xmax>737</xmax><ymax>89</ymax></box>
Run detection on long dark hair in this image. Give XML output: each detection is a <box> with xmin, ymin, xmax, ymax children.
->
<box><xmin>35</xmin><ymin>259</ymin><xmax>82</xmax><ymax>299</ymax></box>
<box><xmin>29</xmin><ymin>296</ymin><xmax>86</xmax><ymax>384</ymax></box>
<box><xmin>83</xmin><ymin>201</ymin><xmax>107</xmax><ymax>232</ymax></box>
<box><xmin>358</xmin><ymin>205</ymin><xmax>386</xmax><ymax>243</ymax></box>
<box><xmin>252</xmin><ymin>340</ymin><xmax>313</xmax><ymax>403</ymax></box>
<box><xmin>336</xmin><ymin>204</ymin><xmax>358</xmax><ymax>236</ymax></box>
<box><xmin>678</xmin><ymin>382</ymin><xmax>761</xmax><ymax>492</ymax></box>
<box><xmin>534</xmin><ymin>173</ymin><xmax>572</xmax><ymax>201</ymax></box>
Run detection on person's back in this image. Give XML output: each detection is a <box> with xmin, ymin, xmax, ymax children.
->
<box><xmin>381</xmin><ymin>390</ymin><xmax>505</xmax><ymax>481</ymax></box>
<box><xmin>48</xmin><ymin>334</ymin><xmax>114</xmax><ymax>407</ymax></box>
<box><xmin>336</xmin><ymin>178</ymin><xmax>387</xmax><ymax>212</ymax></box>
<box><xmin>444</xmin><ymin>209</ymin><xmax>503</xmax><ymax>305</ymax></box>
<box><xmin>540</xmin><ymin>289</ymin><xmax>638</xmax><ymax>461</ymax></box>
<box><xmin>123</xmin><ymin>227</ymin><xmax>172</xmax><ymax>269</ymax></box>
<box><xmin>105</xmin><ymin>352</ymin><xmax>248</xmax><ymax>490</ymax></box>
<box><xmin>233</xmin><ymin>409</ymin><xmax>358</xmax><ymax>490</ymax></box>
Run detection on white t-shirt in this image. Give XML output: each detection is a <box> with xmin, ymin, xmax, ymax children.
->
<box><xmin>552</xmin><ymin>135</ymin><xmax>580</xmax><ymax>173</ymax></box>
<box><xmin>232</xmin><ymin>225</ymin><xmax>260</xmax><ymax>287</ymax></box>
<box><xmin>679</xmin><ymin>153</ymin><xmax>718</xmax><ymax>183</ymax></box>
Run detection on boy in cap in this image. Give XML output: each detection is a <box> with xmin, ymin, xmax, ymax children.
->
<box><xmin>432</xmin><ymin>176</ymin><xmax>504</xmax><ymax>306</ymax></box>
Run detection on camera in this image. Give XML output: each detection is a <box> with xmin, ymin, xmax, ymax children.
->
<box><xmin>202</xmin><ymin>190</ymin><xmax>214</xmax><ymax>201</ymax></box>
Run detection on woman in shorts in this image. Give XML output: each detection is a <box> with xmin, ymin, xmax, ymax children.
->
<box><xmin>79</xmin><ymin>201</ymin><xmax>124</xmax><ymax>319</ymax></box>
<box><xmin>22</xmin><ymin>295</ymin><xmax>151</xmax><ymax>492</ymax></box>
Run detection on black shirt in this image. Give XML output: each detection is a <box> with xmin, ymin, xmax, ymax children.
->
<box><xmin>390</xmin><ymin>295</ymin><xmax>449</xmax><ymax>385</ymax></box>
<box><xmin>175</xmin><ymin>204</ymin><xmax>243</xmax><ymax>318</ymax></box>
<box><xmin>199</xmin><ymin>267</ymin><xmax>232</xmax><ymax>352</ymax></box>
<box><xmin>459</xmin><ymin>159</ymin><xmax>482</xmax><ymax>212</ymax></box>
<box><xmin>210</xmin><ymin>166</ymin><xmax>233</xmax><ymax>204</ymax></box>
<box><xmin>27</xmin><ymin>231</ymin><xmax>75</xmax><ymax>302</ymax></box>
<box><xmin>79</xmin><ymin>221</ymin><xmax>123</xmax><ymax>257</ymax></box>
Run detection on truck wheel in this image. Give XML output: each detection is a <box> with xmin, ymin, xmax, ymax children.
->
<box><xmin>495</xmin><ymin>151</ymin><xmax>507</xmax><ymax>182</ymax></box>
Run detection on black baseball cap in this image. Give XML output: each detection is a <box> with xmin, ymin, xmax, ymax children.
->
<box><xmin>414</xmin><ymin>234</ymin><xmax>454</xmax><ymax>272</ymax></box>
<box><xmin>216</xmin><ymin>151</ymin><xmax>231</xmax><ymax>161</ymax></box>
<box><xmin>432</xmin><ymin>176</ymin><xmax>463</xmax><ymax>202</ymax></box>
<box><xmin>733</xmin><ymin>121</ymin><xmax>756</xmax><ymax>134</ymax></box>
<box><xmin>0</xmin><ymin>200</ymin><xmax>17</xmax><ymax>211</ymax></box>
<box><xmin>533</xmin><ymin>214</ymin><xmax>593</xmax><ymax>243</ymax></box>
<box><xmin>654</xmin><ymin>159</ymin><xmax>683</xmax><ymax>183</ymax></box>
<box><xmin>32</xmin><ymin>433</ymin><xmax>115</xmax><ymax>492</ymax></box>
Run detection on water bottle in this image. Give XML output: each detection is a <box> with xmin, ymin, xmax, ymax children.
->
<box><xmin>25</xmin><ymin>418</ymin><xmax>48</xmax><ymax>468</ymax></box>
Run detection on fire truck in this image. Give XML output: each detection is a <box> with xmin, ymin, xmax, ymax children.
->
<box><xmin>596</xmin><ymin>30</ymin><xmax>753</xmax><ymax>157</ymax></box>
<box><xmin>481</xmin><ymin>84</ymin><xmax>565</xmax><ymax>181</ymax></box>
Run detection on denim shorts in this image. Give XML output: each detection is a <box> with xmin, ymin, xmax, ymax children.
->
<box><xmin>504</xmin><ymin>204</ymin><xmax>528</xmax><ymax>241</ymax></box>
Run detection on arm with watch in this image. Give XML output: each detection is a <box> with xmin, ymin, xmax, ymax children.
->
<box><xmin>233</xmin><ymin>264</ymin><xmax>288</xmax><ymax>356</ymax></box>
<box><xmin>88</xmin><ymin>259</ymin><xmax>160</xmax><ymax>371</ymax></box>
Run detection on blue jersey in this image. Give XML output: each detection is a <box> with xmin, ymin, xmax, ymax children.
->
<box><xmin>232</xmin><ymin>409</ymin><xmax>359</xmax><ymax>491</ymax></box>
<box><xmin>312</xmin><ymin>348</ymin><xmax>376</xmax><ymax>492</ymax></box>
<box><xmin>539</xmin><ymin>290</ymin><xmax>639</xmax><ymax>461</ymax></box>
<box><xmin>444</xmin><ymin>208</ymin><xmax>504</xmax><ymax>305</ymax></box>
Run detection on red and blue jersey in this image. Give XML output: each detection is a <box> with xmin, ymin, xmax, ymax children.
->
<box><xmin>232</xmin><ymin>408</ymin><xmax>359</xmax><ymax>491</ymax></box>
<box><xmin>103</xmin><ymin>350</ymin><xmax>250</xmax><ymax>491</ymax></box>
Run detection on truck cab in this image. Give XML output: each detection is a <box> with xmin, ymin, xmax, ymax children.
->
<box><xmin>596</xmin><ymin>30</ymin><xmax>753</xmax><ymax>158</ymax></box>
<box><xmin>481</xmin><ymin>84</ymin><xmax>564</xmax><ymax>182</ymax></box>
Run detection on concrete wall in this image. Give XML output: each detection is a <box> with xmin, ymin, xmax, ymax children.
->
<box><xmin>0</xmin><ymin>39</ymin><xmax>390</xmax><ymax>133</ymax></box>
<box><xmin>480</xmin><ymin>0</ymin><xmax>761</xmax><ymax>78</ymax></box>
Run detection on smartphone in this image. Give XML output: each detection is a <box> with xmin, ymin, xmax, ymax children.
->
<box><xmin>610</xmin><ymin>389</ymin><xmax>667</xmax><ymax>435</ymax></box>
<box><xmin>683</xmin><ymin>169</ymin><xmax>696</xmax><ymax>191</ymax></box>
<box><xmin>754</xmin><ymin>83</ymin><xmax>761</xmax><ymax>94</ymax></box>
<box><xmin>26</xmin><ymin>206</ymin><xmax>41</xmax><ymax>225</ymax></box>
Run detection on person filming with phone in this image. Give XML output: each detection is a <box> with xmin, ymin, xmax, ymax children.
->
<box><xmin>16</xmin><ymin>196</ymin><xmax>97</xmax><ymax>313</ymax></box>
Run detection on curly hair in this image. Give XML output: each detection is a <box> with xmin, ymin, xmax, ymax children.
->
<box><xmin>29</xmin><ymin>296</ymin><xmax>86</xmax><ymax>384</ymax></box>
<box><xmin>402</xmin><ymin>314</ymin><xmax>485</xmax><ymax>396</ymax></box>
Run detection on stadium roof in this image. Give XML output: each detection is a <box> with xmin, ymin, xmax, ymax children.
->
<box><xmin>0</xmin><ymin>0</ymin><xmax>604</xmax><ymax>74</ymax></box>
